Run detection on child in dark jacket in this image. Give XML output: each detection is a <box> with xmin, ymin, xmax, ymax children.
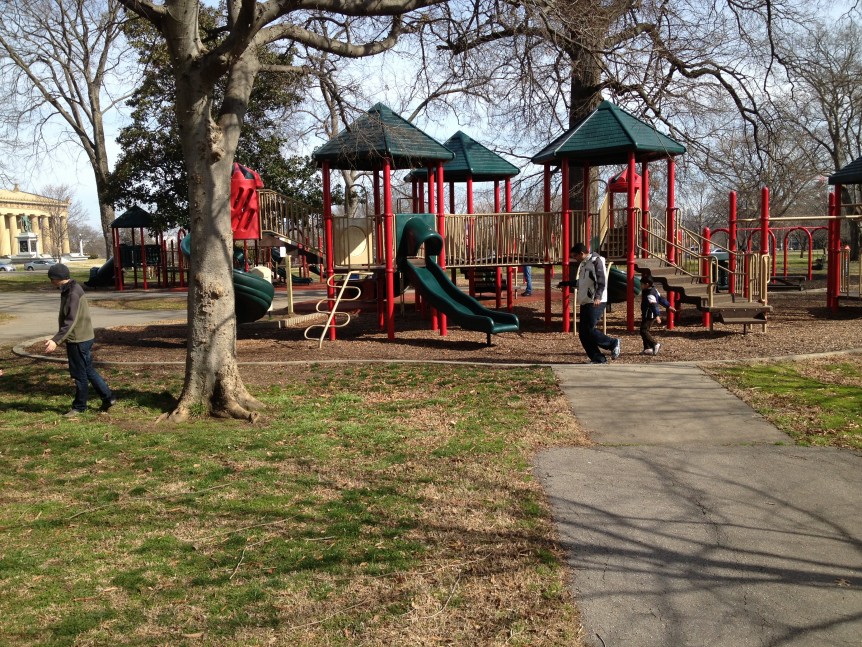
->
<box><xmin>639</xmin><ymin>275</ymin><xmax>675</xmax><ymax>356</ymax></box>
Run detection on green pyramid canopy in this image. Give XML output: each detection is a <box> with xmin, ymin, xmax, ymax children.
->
<box><xmin>531</xmin><ymin>101</ymin><xmax>686</xmax><ymax>166</ymax></box>
<box><xmin>407</xmin><ymin>131</ymin><xmax>520</xmax><ymax>182</ymax></box>
<box><xmin>828</xmin><ymin>155</ymin><xmax>862</xmax><ymax>185</ymax></box>
<box><xmin>312</xmin><ymin>103</ymin><xmax>454</xmax><ymax>171</ymax></box>
<box><xmin>111</xmin><ymin>206</ymin><xmax>155</xmax><ymax>229</ymax></box>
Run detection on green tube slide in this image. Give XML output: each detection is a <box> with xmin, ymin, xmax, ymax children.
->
<box><xmin>396</xmin><ymin>217</ymin><xmax>519</xmax><ymax>340</ymax></box>
<box><xmin>180</xmin><ymin>234</ymin><xmax>275</xmax><ymax>323</ymax></box>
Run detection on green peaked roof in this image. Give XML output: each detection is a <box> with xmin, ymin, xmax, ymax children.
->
<box><xmin>531</xmin><ymin>101</ymin><xmax>686</xmax><ymax>166</ymax></box>
<box><xmin>111</xmin><ymin>206</ymin><xmax>155</xmax><ymax>229</ymax></box>
<box><xmin>312</xmin><ymin>103</ymin><xmax>454</xmax><ymax>171</ymax></box>
<box><xmin>407</xmin><ymin>131</ymin><xmax>520</xmax><ymax>182</ymax></box>
<box><xmin>828</xmin><ymin>155</ymin><xmax>862</xmax><ymax>185</ymax></box>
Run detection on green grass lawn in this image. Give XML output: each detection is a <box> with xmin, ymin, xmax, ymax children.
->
<box><xmin>707</xmin><ymin>355</ymin><xmax>862</xmax><ymax>449</ymax></box>
<box><xmin>0</xmin><ymin>360</ymin><xmax>585</xmax><ymax>646</ymax></box>
<box><xmin>0</xmin><ymin>267</ymin><xmax>94</xmax><ymax>292</ymax></box>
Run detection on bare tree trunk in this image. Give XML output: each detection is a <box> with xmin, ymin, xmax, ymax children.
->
<box><xmin>567</xmin><ymin>42</ymin><xmax>603</xmax><ymax>213</ymax></box>
<box><xmin>162</xmin><ymin>52</ymin><xmax>263</xmax><ymax>423</ymax></box>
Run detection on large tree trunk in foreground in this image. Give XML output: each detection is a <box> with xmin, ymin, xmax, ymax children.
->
<box><xmin>162</xmin><ymin>54</ymin><xmax>264</xmax><ymax>423</ymax></box>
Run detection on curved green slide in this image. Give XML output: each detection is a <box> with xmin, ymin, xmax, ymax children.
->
<box><xmin>397</xmin><ymin>217</ymin><xmax>519</xmax><ymax>340</ymax></box>
<box><xmin>180</xmin><ymin>235</ymin><xmax>275</xmax><ymax>324</ymax></box>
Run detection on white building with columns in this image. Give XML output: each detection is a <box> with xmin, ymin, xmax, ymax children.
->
<box><xmin>0</xmin><ymin>185</ymin><xmax>71</xmax><ymax>260</ymax></box>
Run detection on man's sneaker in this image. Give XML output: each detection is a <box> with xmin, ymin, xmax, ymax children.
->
<box><xmin>640</xmin><ymin>348</ymin><xmax>653</xmax><ymax>356</ymax></box>
<box><xmin>590</xmin><ymin>358</ymin><xmax>608</xmax><ymax>364</ymax></box>
<box><xmin>611</xmin><ymin>339</ymin><xmax>621</xmax><ymax>360</ymax></box>
<box><xmin>63</xmin><ymin>409</ymin><xmax>83</xmax><ymax>418</ymax></box>
<box><xmin>100</xmin><ymin>398</ymin><xmax>117</xmax><ymax>412</ymax></box>
<box><xmin>522</xmin><ymin>291</ymin><xmax>532</xmax><ymax>296</ymax></box>
<box><xmin>653</xmin><ymin>343</ymin><xmax>661</xmax><ymax>356</ymax></box>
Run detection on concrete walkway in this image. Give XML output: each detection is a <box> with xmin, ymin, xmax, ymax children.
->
<box><xmin>538</xmin><ymin>363</ymin><xmax>862</xmax><ymax>647</ymax></box>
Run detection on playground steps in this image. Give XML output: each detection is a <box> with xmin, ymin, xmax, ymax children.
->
<box><xmin>635</xmin><ymin>257</ymin><xmax>772</xmax><ymax>333</ymax></box>
<box><xmin>707</xmin><ymin>305</ymin><xmax>769</xmax><ymax>333</ymax></box>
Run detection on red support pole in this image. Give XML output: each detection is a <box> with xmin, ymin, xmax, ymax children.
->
<box><xmin>828</xmin><ymin>190</ymin><xmax>843</xmax><ymax>312</ymax></box>
<box><xmin>666</xmin><ymin>158</ymin><xmax>676</xmax><ymax>328</ymax></box>
<box><xmin>641</xmin><ymin>162</ymin><xmax>650</xmax><ymax>258</ymax></box>
<box><xmin>583</xmin><ymin>164</ymin><xmax>591</xmax><ymax>246</ymax></box>
<box><xmin>626</xmin><ymin>152</ymin><xmax>636</xmax><ymax>331</ymax></box>
<box><xmin>702</xmin><ymin>227</ymin><xmax>712</xmax><ymax>329</ymax></box>
<box><xmin>493</xmin><ymin>179</ymin><xmax>503</xmax><ymax>310</ymax></box>
<box><xmin>760</xmin><ymin>186</ymin><xmax>770</xmax><ymax>255</ymax></box>
<box><xmin>436</xmin><ymin>161</ymin><xmax>447</xmax><ymax>336</ymax></box>
<box><xmin>544</xmin><ymin>163</ymin><xmax>553</xmax><ymax>327</ymax></box>
<box><xmin>160</xmin><ymin>234</ymin><xmax>167</xmax><ymax>287</ymax></box>
<box><xmin>383</xmin><ymin>159</ymin><xmax>396</xmax><ymax>339</ymax></box>
<box><xmin>411</xmin><ymin>176</ymin><xmax>417</xmax><ymax>212</ymax></box>
<box><xmin>506</xmin><ymin>178</ymin><xmax>513</xmax><ymax>311</ymax></box>
<box><xmin>427</xmin><ymin>165</ymin><xmax>435</xmax><ymax>214</ymax></box>
<box><xmin>561</xmin><ymin>158</ymin><xmax>571</xmax><ymax>333</ymax></box>
<box><xmin>728</xmin><ymin>191</ymin><xmax>737</xmax><ymax>295</ymax></box>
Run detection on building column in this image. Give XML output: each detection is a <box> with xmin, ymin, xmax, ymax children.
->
<box><xmin>0</xmin><ymin>213</ymin><xmax>10</xmax><ymax>256</ymax></box>
<box><xmin>10</xmin><ymin>215</ymin><xmax>20</xmax><ymax>254</ymax></box>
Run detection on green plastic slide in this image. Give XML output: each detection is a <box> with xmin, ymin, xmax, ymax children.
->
<box><xmin>397</xmin><ymin>217</ymin><xmax>519</xmax><ymax>339</ymax></box>
<box><xmin>180</xmin><ymin>234</ymin><xmax>275</xmax><ymax>323</ymax></box>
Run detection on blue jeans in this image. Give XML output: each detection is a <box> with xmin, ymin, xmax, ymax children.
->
<box><xmin>578</xmin><ymin>303</ymin><xmax>616</xmax><ymax>362</ymax></box>
<box><xmin>67</xmin><ymin>340</ymin><xmax>112</xmax><ymax>412</ymax></box>
<box><xmin>523</xmin><ymin>265</ymin><xmax>532</xmax><ymax>292</ymax></box>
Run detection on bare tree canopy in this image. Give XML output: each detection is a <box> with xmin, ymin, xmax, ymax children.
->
<box><xmin>0</xmin><ymin>0</ymin><xmax>139</xmax><ymax>257</ymax></box>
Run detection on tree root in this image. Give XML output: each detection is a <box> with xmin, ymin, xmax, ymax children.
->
<box><xmin>157</xmin><ymin>406</ymin><xmax>190</xmax><ymax>424</ymax></box>
<box><xmin>212</xmin><ymin>400</ymin><xmax>260</xmax><ymax>422</ymax></box>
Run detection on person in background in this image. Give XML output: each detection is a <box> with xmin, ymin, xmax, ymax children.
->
<box><xmin>522</xmin><ymin>265</ymin><xmax>533</xmax><ymax>296</ymax></box>
<box><xmin>43</xmin><ymin>264</ymin><xmax>116</xmax><ymax>417</ymax></box>
<box><xmin>639</xmin><ymin>275</ymin><xmax>676</xmax><ymax>356</ymax></box>
<box><xmin>559</xmin><ymin>242</ymin><xmax>621</xmax><ymax>364</ymax></box>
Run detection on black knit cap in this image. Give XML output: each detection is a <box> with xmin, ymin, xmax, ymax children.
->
<box><xmin>47</xmin><ymin>263</ymin><xmax>70</xmax><ymax>280</ymax></box>
<box><xmin>640</xmin><ymin>274</ymin><xmax>654</xmax><ymax>285</ymax></box>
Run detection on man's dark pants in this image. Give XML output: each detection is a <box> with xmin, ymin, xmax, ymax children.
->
<box><xmin>578</xmin><ymin>302</ymin><xmax>616</xmax><ymax>363</ymax></box>
<box><xmin>67</xmin><ymin>339</ymin><xmax>112</xmax><ymax>412</ymax></box>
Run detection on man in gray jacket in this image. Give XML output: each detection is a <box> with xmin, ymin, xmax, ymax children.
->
<box><xmin>44</xmin><ymin>264</ymin><xmax>115</xmax><ymax>416</ymax></box>
<box><xmin>561</xmin><ymin>243</ymin><xmax>622</xmax><ymax>364</ymax></box>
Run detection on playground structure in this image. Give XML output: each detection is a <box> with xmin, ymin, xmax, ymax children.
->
<box><xmin>86</xmin><ymin>102</ymin><xmax>862</xmax><ymax>340</ymax></box>
<box><xmin>289</xmin><ymin>101</ymin><xmax>776</xmax><ymax>340</ymax></box>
